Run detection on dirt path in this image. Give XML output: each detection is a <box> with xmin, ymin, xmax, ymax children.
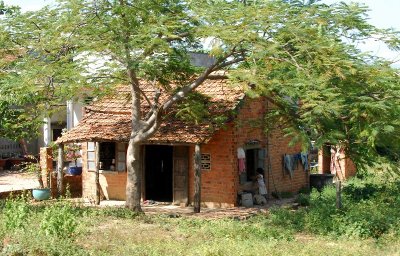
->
<box><xmin>87</xmin><ymin>197</ymin><xmax>297</xmax><ymax>219</ymax></box>
<box><xmin>0</xmin><ymin>170</ymin><xmax>37</xmax><ymax>192</ymax></box>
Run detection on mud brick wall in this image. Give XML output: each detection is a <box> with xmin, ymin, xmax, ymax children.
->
<box><xmin>81</xmin><ymin>142</ymin><xmax>127</xmax><ymax>200</ymax></box>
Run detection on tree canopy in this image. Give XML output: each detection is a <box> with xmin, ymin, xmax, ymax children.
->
<box><xmin>0</xmin><ymin>0</ymin><xmax>399</xmax><ymax>209</ymax></box>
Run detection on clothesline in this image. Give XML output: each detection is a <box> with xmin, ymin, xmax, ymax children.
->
<box><xmin>283</xmin><ymin>152</ymin><xmax>309</xmax><ymax>178</ymax></box>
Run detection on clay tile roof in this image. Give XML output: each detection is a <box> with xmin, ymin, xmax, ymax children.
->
<box><xmin>57</xmin><ymin>78</ymin><xmax>245</xmax><ymax>144</ymax></box>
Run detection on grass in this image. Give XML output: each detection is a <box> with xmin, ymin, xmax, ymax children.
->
<box><xmin>1</xmin><ymin>204</ymin><xmax>400</xmax><ymax>256</ymax></box>
<box><xmin>1</xmin><ymin>167</ymin><xmax>400</xmax><ymax>255</ymax></box>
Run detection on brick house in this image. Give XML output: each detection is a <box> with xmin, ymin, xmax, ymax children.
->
<box><xmin>57</xmin><ymin>78</ymin><xmax>309</xmax><ymax>207</ymax></box>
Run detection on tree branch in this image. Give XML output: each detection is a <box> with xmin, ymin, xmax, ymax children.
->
<box><xmin>162</xmin><ymin>32</ymin><xmax>190</xmax><ymax>42</ymax></box>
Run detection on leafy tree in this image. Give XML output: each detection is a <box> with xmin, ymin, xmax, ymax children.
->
<box><xmin>0</xmin><ymin>0</ymin><xmax>399</xmax><ymax>212</ymax></box>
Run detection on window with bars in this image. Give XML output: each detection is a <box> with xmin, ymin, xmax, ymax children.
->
<box><xmin>201</xmin><ymin>153</ymin><xmax>211</xmax><ymax>171</ymax></box>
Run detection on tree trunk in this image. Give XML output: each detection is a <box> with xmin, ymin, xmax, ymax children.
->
<box><xmin>194</xmin><ymin>144</ymin><xmax>201</xmax><ymax>213</ymax></box>
<box><xmin>57</xmin><ymin>144</ymin><xmax>64</xmax><ymax>197</ymax></box>
<box><xmin>125</xmin><ymin>139</ymin><xmax>143</xmax><ymax>212</ymax></box>
<box><xmin>19</xmin><ymin>139</ymin><xmax>28</xmax><ymax>155</ymax></box>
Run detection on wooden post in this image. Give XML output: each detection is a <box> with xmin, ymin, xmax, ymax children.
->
<box><xmin>95</xmin><ymin>142</ymin><xmax>100</xmax><ymax>205</ymax></box>
<box><xmin>336</xmin><ymin>180</ymin><xmax>342</xmax><ymax>209</ymax></box>
<box><xmin>57</xmin><ymin>144</ymin><xmax>64</xmax><ymax>197</ymax></box>
<box><xmin>194</xmin><ymin>144</ymin><xmax>201</xmax><ymax>213</ymax></box>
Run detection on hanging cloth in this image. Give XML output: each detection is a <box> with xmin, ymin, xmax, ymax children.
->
<box><xmin>300</xmin><ymin>152</ymin><xmax>309</xmax><ymax>171</ymax></box>
<box><xmin>237</xmin><ymin>147</ymin><xmax>246</xmax><ymax>174</ymax></box>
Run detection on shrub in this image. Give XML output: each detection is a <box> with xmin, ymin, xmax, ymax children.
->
<box><xmin>268</xmin><ymin>207</ymin><xmax>305</xmax><ymax>232</ymax></box>
<box><xmin>3</xmin><ymin>194</ymin><xmax>31</xmax><ymax>231</ymax></box>
<box><xmin>296</xmin><ymin>193</ymin><xmax>310</xmax><ymax>206</ymax></box>
<box><xmin>40</xmin><ymin>202</ymin><xmax>78</xmax><ymax>238</ymax></box>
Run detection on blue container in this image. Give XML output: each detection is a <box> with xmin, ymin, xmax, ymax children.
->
<box><xmin>32</xmin><ymin>188</ymin><xmax>51</xmax><ymax>201</ymax></box>
<box><xmin>68</xmin><ymin>166</ymin><xmax>82</xmax><ymax>175</ymax></box>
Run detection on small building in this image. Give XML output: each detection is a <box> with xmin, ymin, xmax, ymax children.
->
<box><xmin>57</xmin><ymin>79</ymin><xmax>309</xmax><ymax>207</ymax></box>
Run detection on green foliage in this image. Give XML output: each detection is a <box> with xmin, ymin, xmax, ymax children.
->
<box><xmin>175</xmin><ymin>92</ymin><xmax>211</xmax><ymax>124</ymax></box>
<box><xmin>268</xmin><ymin>207</ymin><xmax>305</xmax><ymax>232</ymax></box>
<box><xmin>173</xmin><ymin>216</ymin><xmax>294</xmax><ymax>241</ymax></box>
<box><xmin>3</xmin><ymin>194</ymin><xmax>30</xmax><ymax>231</ymax></box>
<box><xmin>268</xmin><ymin>169</ymin><xmax>400</xmax><ymax>239</ymax></box>
<box><xmin>96</xmin><ymin>207</ymin><xmax>142</xmax><ymax>219</ymax></box>
<box><xmin>1</xmin><ymin>0</ymin><xmax>399</xmax><ymax>211</ymax></box>
<box><xmin>40</xmin><ymin>202</ymin><xmax>78</xmax><ymax>238</ymax></box>
<box><xmin>296</xmin><ymin>193</ymin><xmax>310</xmax><ymax>206</ymax></box>
<box><xmin>2</xmin><ymin>189</ymin><xmax>400</xmax><ymax>255</ymax></box>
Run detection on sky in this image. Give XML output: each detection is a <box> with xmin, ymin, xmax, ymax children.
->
<box><xmin>3</xmin><ymin>0</ymin><xmax>400</xmax><ymax>65</ymax></box>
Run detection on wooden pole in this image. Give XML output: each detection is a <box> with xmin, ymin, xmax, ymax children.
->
<box><xmin>57</xmin><ymin>144</ymin><xmax>64</xmax><ymax>197</ymax></box>
<box><xmin>336</xmin><ymin>180</ymin><xmax>342</xmax><ymax>209</ymax></box>
<box><xmin>194</xmin><ymin>144</ymin><xmax>201</xmax><ymax>213</ymax></box>
<box><xmin>95</xmin><ymin>142</ymin><xmax>100</xmax><ymax>205</ymax></box>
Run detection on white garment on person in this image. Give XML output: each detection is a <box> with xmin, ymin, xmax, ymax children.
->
<box><xmin>257</xmin><ymin>174</ymin><xmax>267</xmax><ymax>195</ymax></box>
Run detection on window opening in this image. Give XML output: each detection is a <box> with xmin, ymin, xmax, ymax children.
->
<box><xmin>99</xmin><ymin>142</ymin><xmax>115</xmax><ymax>170</ymax></box>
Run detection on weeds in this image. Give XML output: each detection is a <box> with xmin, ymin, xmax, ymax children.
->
<box><xmin>40</xmin><ymin>201</ymin><xmax>78</xmax><ymax>238</ymax></box>
<box><xmin>3</xmin><ymin>193</ymin><xmax>30</xmax><ymax>231</ymax></box>
<box><xmin>269</xmin><ymin>170</ymin><xmax>400</xmax><ymax>240</ymax></box>
<box><xmin>1</xmin><ymin>168</ymin><xmax>400</xmax><ymax>255</ymax></box>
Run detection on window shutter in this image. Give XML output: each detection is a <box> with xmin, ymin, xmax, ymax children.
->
<box><xmin>116</xmin><ymin>143</ymin><xmax>127</xmax><ymax>172</ymax></box>
<box><xmin>87</xmin><ymin>142</ymin><xmax>96</xmax><ymax>171</ymax></box>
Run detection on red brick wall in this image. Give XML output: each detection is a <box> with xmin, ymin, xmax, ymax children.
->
<box><xmin>188</xmin><ymin>125</ymin><xmax>237</xmax><ymax>208</ymax></box>
<box><xmin>234</xmin><ymin>98</ymin><xmax>308</xmax><ymax>196</ymax></box>
<box><xmin>267</xmin><ymin>128</ymin><xmax>308</xmax><ymax>194</ymax></box>
<box><xmin>79</xmin><ymin>97</ymin><xmax>310</xmax><ymax>206</ymax></box>
<box><xmin>187</xmin><ymin>97</ymin><xmax>309</xmax><ymax>207</ymax></box>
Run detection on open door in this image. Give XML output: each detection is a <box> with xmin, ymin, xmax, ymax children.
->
<box><xmin>145</xmin><ymin>145</ymin><xmax>173</xmax><ymax>202</ymax></box>
<box><xmin>173</xmin><ymin>146</ymin><xmax>189</xmax><ymax>206</ymax></box>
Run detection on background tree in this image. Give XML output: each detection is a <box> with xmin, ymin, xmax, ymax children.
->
<box><xmin>0</xmin><ymin>0</ymin><xmax>399</xmax><ymax>212</ymax></box>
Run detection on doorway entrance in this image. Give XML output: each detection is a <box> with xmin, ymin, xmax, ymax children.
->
<box><xmin>145</xmin><ymin>145</ymin><xmax>173</xmax><ymax>202</ymax></box>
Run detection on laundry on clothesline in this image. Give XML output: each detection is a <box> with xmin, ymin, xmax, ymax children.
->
<box><xmin>283</xmin><ymin>152</ymin><xmax>309</xmax><ymax>177</ymax></box>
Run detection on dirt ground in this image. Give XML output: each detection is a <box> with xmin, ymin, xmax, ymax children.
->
<box><xmin>0</xmin><ymin>169</ymin><xmax>37</xmax><ymax>193</ymax></box>
<box><xmin>84</xmin><ymin>197</ymin><xmax>297</xmax><ymax>219</ymax></box>
<box><xmin>0</xmin><ymin>170</ymin><xmax>298</xmax><ymax>219</ymax></box>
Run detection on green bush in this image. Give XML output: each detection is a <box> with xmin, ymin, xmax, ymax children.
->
<box><xmin>267</xmin><ymin>170</ymin><xmax>400</xmax><ymax>240</ymax></box>
<box><xmin>3</xmin><ymin>194</ymin><xmax>31</xmax><ymax>231</ymax></box>
<box><xmin>296</xmin><ymin>193</ymin><xmax>310</xmax><ymax>206</ymax></box>
<box><xmin>343</xmin><ymin>178</ymin><xmax>384</xmax><ymax>201</ymax></box>
<box><xmin>40</xmin><ymin>202</ymin><xmax>78</xmax><ymax>238</ymax></box>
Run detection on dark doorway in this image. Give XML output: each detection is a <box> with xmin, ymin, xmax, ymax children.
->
<box><xmin>145</xmin><ymin>145</ymin><xmax>173</xmax><ymax>202</ymax></box>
